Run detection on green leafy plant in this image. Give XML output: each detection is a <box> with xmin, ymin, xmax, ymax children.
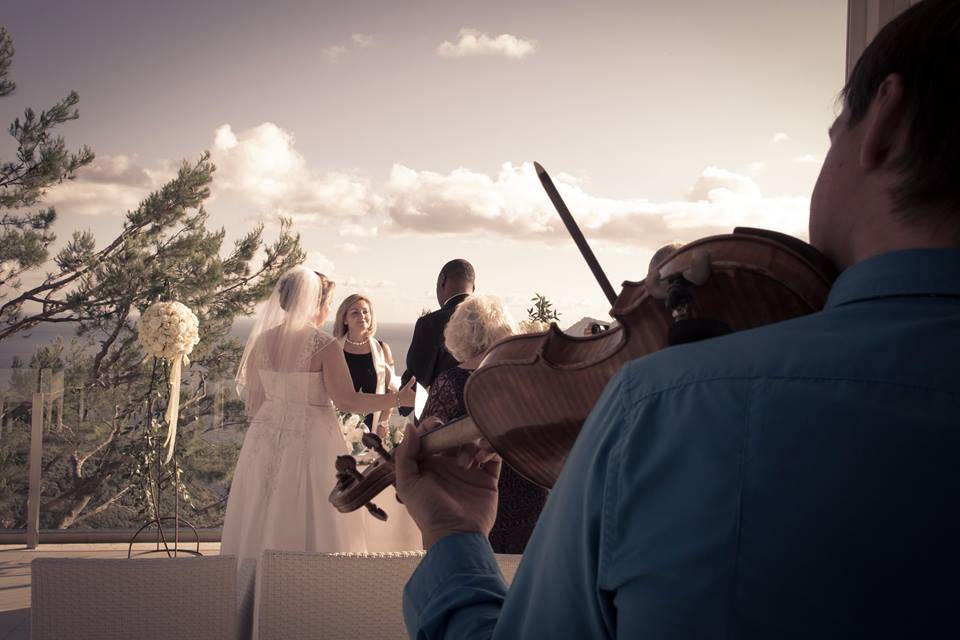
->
<box><xmin>526</xmin><ymin>293</ymin><xmax>561</xmax><ymax>324</ymax></box>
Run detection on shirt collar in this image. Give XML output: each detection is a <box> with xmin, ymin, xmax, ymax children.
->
<box><xmin>825</xmin><ymin>248</ymin><xmax>960</xmax><ymax>309</ymax></box>
<box><xmin>442</xmin><ymin>292</ymin><xmax>470</xmax><ymax>308</ymax></box>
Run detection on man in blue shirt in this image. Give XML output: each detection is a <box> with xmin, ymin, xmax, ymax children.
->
<box><xmin>395</xmin><ymin>1</ymin><xmax>960</xmax><ymax>637</ymax></box>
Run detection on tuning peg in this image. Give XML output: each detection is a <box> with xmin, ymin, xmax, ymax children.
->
<box><xmin>335</xmin><ymin>455</ymin><xmax>365</xmax><ymax>484</ymax></box>
<box><xmin>361</xmin><ymin>432</ymin><xmax>393</xmax><ymax>463</ymax></box>
<box><xmin>335</xmin><ymin>471</ymin><xmax>353</xmax><ymax>490</ymax></box>
<box><xmin>365</xmin><ymin>502</ymin><xmax>388</xmax><ymax>521</ymax></box>
<box><xmin>335</xmin><ymin>454</ymin><xmax>390</xmax><ymax>520</ymax></box>
<box><xmin>644</xmin><ymin>270</ymin><xmax>670</xmax><ymax>300</ymax></box>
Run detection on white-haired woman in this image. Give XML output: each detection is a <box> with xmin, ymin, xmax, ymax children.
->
<box><xmin>419</xmin><ymin>294</ymin><xmax>549</xmax><ymax>554</ymax></box>
<box><xmin>333</xmin><ymin>293</ymin><xmax>397</xmax><ymax>435</ymax></box>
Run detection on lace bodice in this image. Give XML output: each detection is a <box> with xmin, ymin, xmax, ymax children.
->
<box><xmin>252</xmin><ymin>328</ymin><xmax>337</xmax><ymax>408</ymax></box>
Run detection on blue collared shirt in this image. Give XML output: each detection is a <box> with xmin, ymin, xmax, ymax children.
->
<box><xmin>403</xmin><ymin>249</ymin><xmax>960</xmax><ymax>639</ymax></box>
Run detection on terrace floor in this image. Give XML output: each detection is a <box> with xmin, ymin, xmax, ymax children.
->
<box><xmin>0</xmin><ymin>542</ymin><xmax>222</xmax><ymax>640</ymax></box>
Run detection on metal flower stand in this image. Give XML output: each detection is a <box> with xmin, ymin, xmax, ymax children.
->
<box><xmin>128</xmin><ymin>385</ymin><xmax>201</xmax><ymax>558</ymax></box>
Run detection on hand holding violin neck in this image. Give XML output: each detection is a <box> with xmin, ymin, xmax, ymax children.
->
<box><xmin>416</xmin><ymin>416</ymin><xmax>483</xmax><ymax>457</ymax></box>
<box><xmin>328</xmin><ymin>416</ymin><xmax>485</xmax><ymax>516</ymax></box>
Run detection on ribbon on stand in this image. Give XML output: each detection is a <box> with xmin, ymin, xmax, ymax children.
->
<box><xmin>162</xmin><ymin>354</ymin><xmax>188</xmax><ymax>464</ymax></box>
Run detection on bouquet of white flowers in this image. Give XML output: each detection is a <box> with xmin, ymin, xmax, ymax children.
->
<box><xmin>339</xmin><ymin>413</ymin><xmax>366</xmax><ymax>450</ymax></box>
<box><xmin>138</xmin><ymin>301</ymin><xmax>200</xmax><ymax>464</ymax></box>
<box><xmin>380</xmin><ymin>423</ymin><xmax>405</xmax><ymax>452</ymax></box>
<box><xmin>339</xmin><ymin>412</ymin><xmax>405</xmax><ymax>463</ymax></box>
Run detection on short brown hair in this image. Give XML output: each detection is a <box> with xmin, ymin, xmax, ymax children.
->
<box><xmin>843</xmin><ymin>0</ymin><xmax>960</xmax><ymax>231</ymax></box>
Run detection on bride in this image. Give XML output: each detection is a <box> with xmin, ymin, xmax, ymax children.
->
<box><xmin>221</xmin><ymin>266</ymin><xmax>416</xmax><ymax>559</ymax></box>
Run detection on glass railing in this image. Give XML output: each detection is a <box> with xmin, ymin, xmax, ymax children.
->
<box><xmin>0</xmin><ymin>367</ymin><xmax>246</xmax><ymax>545</ymax></box>
<box><xmin>0</xmin><ymin>367</ymin><xmax>33</xmax><ymax>535</ymax></box>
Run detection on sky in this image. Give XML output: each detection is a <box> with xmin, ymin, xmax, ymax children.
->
<box><xmin>1</xmin><ymin>0</ymin><xmax>847</xmax><ymax>324</ymax></box>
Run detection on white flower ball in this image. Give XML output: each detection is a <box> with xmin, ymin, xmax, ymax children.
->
<box><xmin>138</xmin><ymin>301</ymin><xmax>200</xmax><ymax>360</ymax></box>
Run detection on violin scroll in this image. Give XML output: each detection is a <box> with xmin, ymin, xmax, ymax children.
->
<box><xmin>334</xmin><ymin>454</ymin><xmax>394</xmax><ymax>520</ymax></box>
<box><xmin>329</xmin><ymin>417</ymin><xmax>484</xmax><ymax>518</ymax></box>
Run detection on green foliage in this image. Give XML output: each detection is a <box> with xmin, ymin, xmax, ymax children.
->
<box><xmin>526</xmin><ymin>293</ymin><xmax>561</xmax><ymax>323</ymax></box>
<box><xmin>0</xmin><ymin>27</ymin><xmax>305</xmax><ymax>530</ymax></box>
<box><xmin>0</xmin><ymin>27</ymin><xmax>94</xmax><ymax>291</ymax></box>
<box><xmin>0</xmin><ymin>156</ymin><xmax>305</xmax><ymax>528</ymax></box>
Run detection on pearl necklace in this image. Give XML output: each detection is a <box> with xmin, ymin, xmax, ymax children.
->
<box><xmin>344</xmin><ymin>335</ymin><xmax>368</xmax><ymax>346</ymax></box>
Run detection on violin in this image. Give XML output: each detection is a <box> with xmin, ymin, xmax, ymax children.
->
<box><xmin>329</xmin><ymin>164</ymin><xmax>838</xmax><ymax>519</ymax></box>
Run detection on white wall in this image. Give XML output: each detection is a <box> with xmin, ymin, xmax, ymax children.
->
<box><xmin>846</xmin><ymin>0</ymin><xmax>922</xmax><ymax>80</ymax></box>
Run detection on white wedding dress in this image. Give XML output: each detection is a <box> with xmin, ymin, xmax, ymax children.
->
<box><xmin>221</xmin><ymin>269</ymin><xmax>420</xmax><ymax>638</ymax></box>
<box><xmin>221</xmin><ymin>329</ymin><xmax>369</xmax><ymax>558</ymax></box>
<box><xmin>222</xmin><ymin>329</ymin><xmax>370</xmax><ymax>640</ymax></box>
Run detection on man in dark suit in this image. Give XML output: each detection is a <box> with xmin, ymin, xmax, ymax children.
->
<box><xmin>401</xmin><ymin>259</ymin><xmax>475</xmax><ymax>393</ymax></box>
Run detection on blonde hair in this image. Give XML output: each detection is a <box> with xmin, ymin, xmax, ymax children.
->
<box><xmin>333</xmin><ymin>293</ymin><xmax>377</xmax><ymax>339</ymax></box>
<box><xmin>444</xmin><ymin>295</ymin><xmax>515</xmax><ymax>362</ymax></box>
<box><xmin>316</xmin><ymin>272</ymin><xmax>335</xmax><ymax>313</ymax></box>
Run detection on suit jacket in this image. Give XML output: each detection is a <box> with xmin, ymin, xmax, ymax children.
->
<box><xmin>401</xmin><ymin>293</ymin><xmax>469</xmax><ymax>391</ymax></box>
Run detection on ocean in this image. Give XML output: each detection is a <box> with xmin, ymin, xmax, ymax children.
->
<box><xmin>0</xmin><ymin>320</ymin><xmax>416</xmax><ymax>377</ymax></box>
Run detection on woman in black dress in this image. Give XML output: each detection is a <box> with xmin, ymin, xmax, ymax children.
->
<box><xmin>420</xmin><ymin>294</ymin><xmax>549</xmax><ymax>554</ymax></box>
<box><xmin>333</xmin><ymin>294</ymin><xmax>397</xmax><ymax>435</ymax></box>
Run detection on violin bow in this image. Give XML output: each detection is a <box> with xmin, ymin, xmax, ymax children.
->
<box><xmin>534</xmin><ymin>162</ymin><xmax>618</xmax><ymax>306</ymax></box>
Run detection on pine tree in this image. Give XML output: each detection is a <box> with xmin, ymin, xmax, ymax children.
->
<box><xmin>0</xmin><ymin>27</ymin><xmax>94</xmax><ymax>302</ymax></box>
<box><xmin>0</xmin><ymin>27</ymin><xmax>305</xmax><ymax>529</ymax></box>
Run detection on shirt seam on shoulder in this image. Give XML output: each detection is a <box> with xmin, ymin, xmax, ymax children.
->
<box><xmin>624</xmin><ymin>373</ymin><xmax>960</xmax><ymax>405</ymax></box>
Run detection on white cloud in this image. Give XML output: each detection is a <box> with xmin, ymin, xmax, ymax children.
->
<box><xmin>323</xmin><ymin>45</ymin><xmax>347</xmax><ymax>61</ymax></box>
<box><xmin>322</xmin><ymin>34</ymin><xmax>374</xmax><ymax>63</ymax></box>
<box><xmin>336</xmin><ymin>242</ymin><xmax>361</xmax><ymax>254</ymax></box>
<box><xmin>214</xmin><ymin>126</ymin><xmax>238</xmax><ymax>150</ymax></box>
<box><xmin>41</xmin><ymin>154</ymin><xmax>160</xmax><ymax>216</ymax></box>
<box><xmin>76</xmin><ymin>154</ymin><xmax>153</xmax><ymax>187</ymax></box>
<box><xmin>351</xmin><ymin>33</ymin><xmax>374</xmax><ymax>48</ymax></box>
<box><xmin>303</xmin><ymin>251</ymin><xmax>336</xmax><ymax>276</ymax></box>
<box><xmin>339</xmin><ymin>223</ymin><xmax>378</xmax><ymax>237</ymax></box>
<box><xmin>794</xmin><ymin>154</ymin><xmax>823</xmax><ymax>164</ymax></box>
<box><xmin>384</xmin><ymin>162</ymin><xmax>809</xmax><ymax>248</ymax></box>
<box><xmin>748</xmin><ymin>161</ymin><xmax>766</xmax><ymax>173</ymax></box>
<box><xmin>437</xmin><ymin>28</ymin><xmax>537</xmax><ymax>60</ymax></box>
<box><xmin>209</xmin><ymin>123</ymin><xmax>382</xmax><ymax>225</ymax></box>
<box><xmin>771</xmin><ymin>132</ymin><xmax>790</xmax><ymax>143</ymax></box>
<box><xmin>339</xmin><ymin>276</ymin><xmax>393</xmax><ymax>290</ymax></box>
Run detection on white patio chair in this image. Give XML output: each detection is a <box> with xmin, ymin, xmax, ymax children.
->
<box><xmin>30</xmin><ymin>555</ymin><xmax>237</xmax><ymax>640</ymax></box>
<box><xmin>257</xmin><ymin>549</ymin><xmax>521</xmax><ymax>640</ymax></box>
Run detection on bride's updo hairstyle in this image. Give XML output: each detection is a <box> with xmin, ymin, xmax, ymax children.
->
<box><xmin>277</xmin><ymin>271</ymin><xmax>301</xmax><ymax>312</ymax></box>
<box><xmin>444</xmin><ymin>295</ymin><xmax>515</xmax><ymax>363</ymax></box>
<box><xmin>314</xmin><ymin>271</ymin><xmax>335</xmax><ymax>312</ymax></box>
<box><xmin>275</xmin><ymin>267</ymin><xmax>335</xmax><ymax>318</ymax></box>
<box><xmin>237</xmin><ymin>266</ymin><xmax>335</xmax><ymax>396</ymax></box>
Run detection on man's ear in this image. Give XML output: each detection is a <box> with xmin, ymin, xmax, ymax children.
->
<box><xmin>860</xmin><ymin>73</ymin><xmax>907</xmax><ymax>171</ymax></box>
